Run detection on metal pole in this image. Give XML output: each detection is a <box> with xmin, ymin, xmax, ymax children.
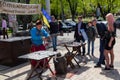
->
<box><xmin>60</xmin><ymin>0</ymin><xmax>64</xmax><ymax>22</ymax></box>
<box><xmin>45</xmin><ymin>0</ymin><xmax>50</xmax><ymax>15</ymax></box>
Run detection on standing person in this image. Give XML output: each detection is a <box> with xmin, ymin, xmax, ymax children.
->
<box><xmin>86</xmin><ymin>21</ymin><xmax>96</xmax><ymax>56</ymax></box>
<box><xmin>74</xmin><ymin>16</ymin><xmax>87</xmax><ymax>56</ymax></box>
<box><xmin>30</xmin><ymin>20</ymin><xmax>50</xmax><ymax>68</ymax></box>
<box><xmin>93</xmin><ymin>19</ymin><xmax>107</xmax><ymax>68</ymax></box>
<box><xmin>104</xmin><ymin>13</ymin><xmax>116</xmax><ymax>70</ymax></box>
<box><xmin>2</xmin><ymin>17</ymin><xmax>8</xmax><ymax>39</ymax></box>
<box><xmin>49</xmin><ymin>16</ymin><xmax>59</xmax><ymax>51</ymax></box>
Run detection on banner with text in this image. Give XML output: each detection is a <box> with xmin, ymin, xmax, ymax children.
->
<box><xmin>0</xmin><ymin>1</ymin><xmax>41</xmax><ymax>15</ymax></box>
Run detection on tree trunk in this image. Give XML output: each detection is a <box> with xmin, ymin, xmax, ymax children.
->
<box><xmin>18</xmin><ymin>0</ymin><xmax>20</xmax><ymax>3</ymax></box>
<box><xmin>26</xmin><ymin>0</ymin><xmax>30</xmax><ymax>4</ymax></box>
<box><xmin>97</xmin><ymin>3</ymin><xmax>105</xmax><ymax>20</ymax></box>
<box><xmin>72</xmin><ymin>14</ymin><xmax>75</xmax><ymax>21</ymax></box>
<box><xmin>60</xmin><ymin>0</ymin><xmax>64</xmax><ymax>22</ymax></box>
<box><xmin>67</xmin><ymin>0</ymin><xmax>78</xmax><ymax>21</ymax></box>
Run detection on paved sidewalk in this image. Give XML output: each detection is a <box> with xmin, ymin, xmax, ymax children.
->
<box><xmin>0</xmin><ymin>32</ymin><xmax>120</xmax><ymax>80</ymax></box>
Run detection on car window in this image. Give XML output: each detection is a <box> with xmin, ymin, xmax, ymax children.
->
<box><xmin>116</xmin><ymin>18</ymin><xmax>120</xmax><ymax>21</ymax></box>
<box><xmin>61</xmin><ymin>22</ymin><xmax>66</xmax><ymax>26</ymax></box>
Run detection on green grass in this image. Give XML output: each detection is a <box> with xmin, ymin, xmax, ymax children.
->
<box><xmin>7</xmin><ymin>29</ymin><xmax>12</xmax><ymax>34</ymax></box>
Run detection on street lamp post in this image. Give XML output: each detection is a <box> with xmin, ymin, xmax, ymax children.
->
<box><xmin>45</xmin><ymin>0</ymin><xmax>50</xmax><ymax>15</ymax></box>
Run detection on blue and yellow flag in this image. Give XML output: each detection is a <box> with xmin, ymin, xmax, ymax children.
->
<box><xmin>41</xmin><ymin>8</ymin><xmax>51</xmax><ymax>28</ymax></box>
<box><xmin>42</xmin><ymin>15</ymin><xmax>50</xmax><ymax>28</ymax></box>
<box><xmin>42</xmin><ymin>8</ymin><xmax>51</xmax><ymax>22</ymax></box>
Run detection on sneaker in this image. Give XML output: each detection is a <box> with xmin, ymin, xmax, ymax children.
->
<box><xmin>109</xmin><ymin>65</ymin><xmax>114</xmax><ymax>69</ymax></box>
<box><xmin>101</xmin><ymin>62</ymin><xmax>105</xmax><ymax>65</ymax></box>
<box><xmin>53</xmin><ymin>48</ymin><xmax>57</xmax><ymax>51</ymax></box>
<box><xmin>86</xmin><ymin>53</ymin><xmax>90</xmax><ymax>55</ymax></box>
<box><xmin>94</xmin><ymin>64</ymin><xmax>101</xmax><ymax>68</ymax></box>
<box><xmin>104</xmin><ymin>67</ymin><xmax>111</xmax><ymax>70</ymax></box>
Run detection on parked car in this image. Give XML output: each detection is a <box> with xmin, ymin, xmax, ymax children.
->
<box><xmin>97</xmin><ymin>21</ymin><xmax>107</xmax><ymax>26</ymax></box>
<box><xmin>58</xmin><ymin>21</ymin><xmax>72</xmax><ymax>32</ymax></box>
<box><xmin>64</xmin><ymin>20</ymin><xmax>76</xmax><ymax>30</ymax></box>
<box><xmin>115</xmin><ymin>17</ymin><xmax>120</xmax><ymax>29</ymax></box>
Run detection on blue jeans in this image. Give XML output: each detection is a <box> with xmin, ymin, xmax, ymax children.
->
<box><xmin>52</xmin><ymin>36</ymin><xmax>57</xmax><ymax>51</ymax></box>
<box><xmin>97</xmin><ymin>39</ymin><xmax>105</xmax><ymax>65</ymax></box>
<box><xmin>88</xmin><ymin>39</ymin><xmax>94</xmax><ymax>55</ymax></box>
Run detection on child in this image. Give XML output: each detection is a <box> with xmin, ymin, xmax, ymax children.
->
<box><xmin>86</xmin><ymin>21</ymin><xmax>96</xmax><ymax>56</ymax></box>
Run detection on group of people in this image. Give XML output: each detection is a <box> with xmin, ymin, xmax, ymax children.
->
<box><xmin>30</xmin><ymin>13</ymin><xmax>116</xmax><ymax>70</ymax></box>
<box><xmin>74</xmin><ymin>13</ymin><xmax>116</xmax><ymax>70</ymax></box>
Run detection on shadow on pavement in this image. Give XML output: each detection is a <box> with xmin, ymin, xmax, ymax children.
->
<box><xmin>0</xmin><ymin>62</ymin><xmax>29</xmax><ymax>74</ymax></box>
<box><xmin>88</xmin><ymin>55</ymin><xmax>99</xmax><ymax>64</ymax></box>
<box><xmin>50</xmin><ymin>65</ymin><xmax>90</xmax><ymax>80</ymax></box>
<box><xmin>4</xmin><ymin>70</ymin><xmax>30</xmax><ymax>80</ymax></box>
<box><xmin>100</xmin><ymin>69</ymin><xmax>120</xmax><ymax>80</ymax></box>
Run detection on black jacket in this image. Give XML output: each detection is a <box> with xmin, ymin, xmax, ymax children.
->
<box><xmin>49</xmin><ymin>21</ymin><xmax>59</xmax><ymax>34</ymax></box>
<box><xmin>96</xmin><ymin>23</ymin><xmax>107</xmax><ymax>39</ymax></box>
<box><xmin>74</xmin><ymin>22</ymin><xmax>86</xmax><ymax>41</ymax></box>
<box><xmin>86</xmin><ymin>27</ymin><xmax>96</xmax><ymax>41</ymax></box>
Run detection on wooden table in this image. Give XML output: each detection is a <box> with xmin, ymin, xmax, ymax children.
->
<box><xmin>63</xmin><ymin>42</ymin><xmax>86</xmax><ymax>68</ymax></box>
<box><xmin>0</xmin><ymin>37</ymin><xmax>31</xmax><ymax>65</ymax></box>
<box><xmin>19</xmin><ymin>50</ymin><xmax>59</xmax><ymax>80</ymax></box>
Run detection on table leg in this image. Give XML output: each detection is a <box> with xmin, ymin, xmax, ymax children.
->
<box><xmin>47</xmin><ymin>57</ymin><xmax>55</xmax><ymax>75</ymax></box>
<box><xmin>73</xmin><ymin>58</ymin><xmax>81</xmax><ymax>67</ymax></box>
<box><xmin>35</xmin><ymin>69</ymin><xmax>43</xmax><ymax>80</ymax></box>
<box><xmin>46</xmin><ymin>56</ymin><xmax>57</xmax><ymax>80</ymax></box>
<box><xmin>73</xmin><ymin>51</ymin><xmax>81</xmax><ymax>67</ymax></box>
<box><xmin>69</xmin><ymin>61</ymin><xmax>75</xmax><ymax>68</ymax></box>
<box><xmin>27</xmin><ymin>60</ymin><xmax>42</xmax><ymax>80</ymax></box>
